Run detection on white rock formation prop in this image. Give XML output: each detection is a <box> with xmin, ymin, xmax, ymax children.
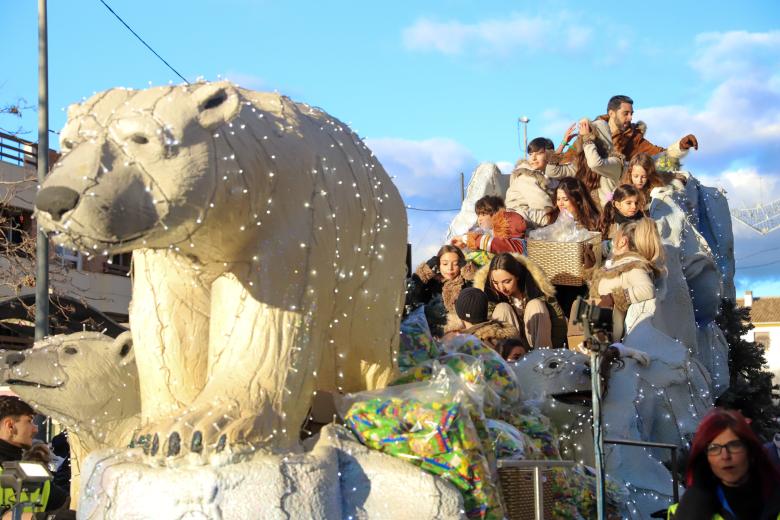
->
<box><xmin>35</xmin><ymin>81</ymin><xmax>408</xmax><ymax>459</ymax></box>
<box><xmin>648</xmin><ymin>179</ymin><xmax>730</xmax><ymax>395</ymax></box>
<box><xmin>446</xmin><ymin>163</ymin><xmax>508</xmax><ymax>241</ymax></box>
<box><xmin>79</xmin><ymin>424</ymin><xmax>464</xmax><ymax>520</ymax></box>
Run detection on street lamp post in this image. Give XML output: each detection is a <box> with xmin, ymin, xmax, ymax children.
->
<box><xmin>35</xmin><ymin>0</ymin><xmax>50</xmax><ymax>341</ymax></box>
<box><xmin>519</xmin><ymin>116</ymin><xmax>530</xmax><ymax>159</ymax></box>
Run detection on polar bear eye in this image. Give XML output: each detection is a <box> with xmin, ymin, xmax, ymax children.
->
<box><xmin>62</xmin><ymin>139</ymin><xmax>76</xmax><ymax>150</ymax></box>
<box><xmin>64</xmin><ymin>346</ymin><xmax>78</xmax><ymax>355</ymax></box>
<box><xmin>547</xmin><ymin>361</ymin><xmax>559</xmax><ymax>369</ymax></box>
<box><xmin>130</xmin><ymin>134</ymin><xmax>149</xmax><ymax>145</ymax></box>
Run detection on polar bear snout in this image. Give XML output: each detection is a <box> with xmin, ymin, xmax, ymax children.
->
<box><xmin>36</xmin><ymin>186</ymin><xmax>80</xmax><ymax>222</ymax></box>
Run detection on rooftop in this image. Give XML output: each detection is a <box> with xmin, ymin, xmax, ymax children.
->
<box><xmin>736</xmin><ymin>296</ymin><xmax>780</xmax><ymax>324</ymax></box>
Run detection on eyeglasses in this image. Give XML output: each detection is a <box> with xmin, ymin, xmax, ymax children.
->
<box><xmin>706</xmin><ymin>440</ymin><xmax>746</xmax><ymax>456</ymax></box>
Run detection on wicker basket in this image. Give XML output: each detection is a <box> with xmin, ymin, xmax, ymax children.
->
<box><xmin>526</xmin><ymin>232</ymin><xmax>602</xmax><ymax>286</ymax></box>
<box><xmin>497</xmin><ymin>465</ymin><xmax>556</xmax><ymax>520</ymax></box>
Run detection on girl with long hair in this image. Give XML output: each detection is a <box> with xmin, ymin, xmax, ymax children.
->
<box><xmin>477</xmin><ymin>253</ymin><xmax>567</xmax><ymax>349</ymax></box>
<box><xmin>621</xmin><ymin>153</ymin><xmax>666</xmax><ymax>206</ymax></box>
<box><xmin>669</xmin><ymin>408</ymin><xmax>780</xmax><ymax>519</ymax></box>
<box><xmin>589</xmin><ymin>217</ymin><xmax>665</xmax><ymax>340</ymax></box>
<box><xmin>550</xmin><ymin>118</ymin><xmax>624</xmax><ymax>207</ymax></box>
<box><xmin>546</xmin><ymin>177</ymin><xmax>602</xmax><ymax>232</ymax></box>
<box><xmin>598</xmin><ymin>184</ymin><xmax>646</xmax><ymax>256</ymax></box>
<box><xmin>405</xmin><ymin>244</ymin><xmax>476</xmax><ymax>315</ymax></box>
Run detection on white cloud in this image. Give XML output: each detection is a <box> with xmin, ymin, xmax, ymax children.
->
<box><xmin>367</xmin><ymin>136</ymin><xmax>478</xmax><ymax>267</ymax></box>
<box><xmin>367</xmin><ymin>137</ymin><xmax>477</xmax><ymax>200</ymax></box>
<box><xmin>495</xmin><ymin>161</ymin><xmax>514</xmax><ymax>175</ymax></box>
<box><xmin>407</xmin><ymin>211</ymin><xmax>457</xmax><ymax>267</ymax></box>
<box><xmin>401</xmin><ymin>13</ymin><xmax>591</xmax><ymax>55</ymax></box>
<box><xmin>634</xmin><ymin>32</ymin><xmax>780</xmax><ymax>178</ymax></box>
<box><xmin>698</xmin><ymin>168</ymin><xmax>778</xmax><ymax>210</ymax></box>
<box><xmin>692</xmin><ymin>30</ymin><xmax>780</xmax><ymax>81</ymax></box>
<box><xmin>696</xmin><ymin>168</ymin><xmax>779</xmax><ymax>242</ymax></box>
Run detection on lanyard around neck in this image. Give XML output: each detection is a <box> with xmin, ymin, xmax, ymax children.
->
<box><xmin>716</xmin><ymin>485</ymin><xmax>737</xmax><ymax>519</ymax></box>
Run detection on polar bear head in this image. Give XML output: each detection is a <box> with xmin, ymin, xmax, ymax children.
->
<box><xmin>2</xmin><ymin>331</ymin><xmax>139</xmax><ymax>441</ymax></box>
<box><xmin>35</xmin><ymin>82</ymin><xmax>254</xmax><ymax>257</ymax></box>
<box><xmin>512</xmin><ymin>349</ymin><xmax>592</xmax><ymax>425</ymax></box>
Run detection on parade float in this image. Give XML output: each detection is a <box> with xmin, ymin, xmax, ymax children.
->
<box><xmin>1</xmin><ymin>81</ymin><xmax>737</xmax><ymax>519</ymax></box>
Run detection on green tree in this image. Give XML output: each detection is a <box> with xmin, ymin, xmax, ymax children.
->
<box><xmin>715</xmin><ymin>298</ymin><xmax>780</xmax><ymax>440</ymax></box>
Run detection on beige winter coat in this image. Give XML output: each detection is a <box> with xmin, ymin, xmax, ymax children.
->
<box><xmin>589</xmin><ymin>252</ymin><xmax>657</xmax><ymax>312</ymax></box>
<box><xmin>546</xmin><ymin>119</ymin><xmax>623</xmax><ymax>207</ymax></box>
<box><xmin>505</xmin><ymin>164</ymin><xmax>553</xmax><ymax>228</ymax></box>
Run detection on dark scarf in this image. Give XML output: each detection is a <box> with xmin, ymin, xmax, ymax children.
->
<box><xmin>0</xmin><ymin>438</ymin><xmax>24</xmax><ymax>463</ymax></box>
<box><xmin>614</xmin><ymin>211</ymin><xmax>643</xmax><ymax>225</ymax></box>
<box><xmin>720</xmin><ymin>481</ymin><xmax>763</xmax><ymax>519</ymax></box>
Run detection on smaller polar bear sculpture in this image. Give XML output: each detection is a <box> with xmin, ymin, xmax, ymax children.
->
<box><xmin>1</xmin><ymin>332</ymin><xmax>139</xmax><ymax>503</ymax></box>
<box><xmin>34</xmin><ymin>81</ymin><xmax>408</xmax><ymax>458</ymax></box>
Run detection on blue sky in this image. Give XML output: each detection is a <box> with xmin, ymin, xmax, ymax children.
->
<box><xmin>3</xmin><ymin>1</ymin><xmax>780</xmax><ymax>296</ymax></box>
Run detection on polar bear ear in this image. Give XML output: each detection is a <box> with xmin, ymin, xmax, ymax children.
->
<box><xmin>112</xmin><ymin>331</ymin><xmax>135</xmax><ymax>367</ymax></box>
<box><xmin>193</xmin><ymin>83</ymin><xmax>241</xmax><ymax>130</ymax></box>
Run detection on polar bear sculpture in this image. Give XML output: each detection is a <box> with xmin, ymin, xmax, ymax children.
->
<box><xmin>34</xmin><ymin>82</ymin><xmax>408</xmax><ymax>457</ymax></box>
<box><xmin>1</xmin><ymin>332</ymin><xmax>139</xmax><ymax>503</ymax></box>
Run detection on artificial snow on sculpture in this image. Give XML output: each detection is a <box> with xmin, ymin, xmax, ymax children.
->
<box><xmin>446</xmin><ymin>162</ymin><xmax>507</xmax><ymax>242</ymax></box>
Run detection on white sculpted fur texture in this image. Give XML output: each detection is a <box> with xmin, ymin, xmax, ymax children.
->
<box><xmin>34</xmin><ymin>81</ymin><xmax>408</xmax><ymax>457</ymax></box>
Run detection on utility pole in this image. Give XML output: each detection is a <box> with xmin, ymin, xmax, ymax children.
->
<box><xmin>460</xmin><ymin>172</ymin><xmax>465</xmax><ymax>202</ymax></box>
<box><xmin>519</xmin><ymin>116</ymin><xmax>530</xmax><ymax>158</ymax></box>
<box><xmin>35</xmin><ymin>0</ymin><xmax>50</xmax><ymax>340</ymax></box>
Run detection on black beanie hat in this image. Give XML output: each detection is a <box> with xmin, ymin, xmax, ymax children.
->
<box><xmin>456</xmin><ymin>287</ymin><xmax>488</xmax><ymax>323</ymax></box>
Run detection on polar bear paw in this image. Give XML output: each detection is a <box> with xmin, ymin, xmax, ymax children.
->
<box><xmin>130</xmin><ymin>399</ymin><xmax>275</xmax><ymax>457</ymax></box>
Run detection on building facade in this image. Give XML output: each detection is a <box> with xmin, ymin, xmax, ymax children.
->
<box><xmin>738</xmin><ymin>290</ymin><xmax>780</xmax><ymax>381</ymax></box>
<box><xmin>0</xmin><ymin>131</ymin><xmax>131</xmax><ymax>346</ymax></box>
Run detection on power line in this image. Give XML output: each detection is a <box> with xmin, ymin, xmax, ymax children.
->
<box><xmin>737</xmin><ymin>258</ymin><xmax>780</xmax><ymax>270</ymax></box>
<box><xmin>735</xmin><ymin>245</ymin><xmax>780</xmax><ymax>261</ymax></box>
<box><xmin>97</xmin><ymin>0</ymin><xmax>190</xmax><ymax>84</ymax></box>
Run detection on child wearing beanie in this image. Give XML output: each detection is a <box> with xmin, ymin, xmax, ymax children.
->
<box><xmin>446</xmin><ymin>288</ymin><xmax>523</xmax><ymax>352</ymax></box>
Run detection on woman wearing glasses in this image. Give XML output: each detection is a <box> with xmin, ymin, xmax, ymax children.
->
<box><xmin>668</xmin><ymin>408</ymin><xmax>780</xmax><ymax>519</ymax></box>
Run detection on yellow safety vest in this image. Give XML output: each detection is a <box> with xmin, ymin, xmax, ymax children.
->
<box><xmin>667</xmin><ymin>502</ymin><xmax>780</xmax><ymax>520</ymax></box>
<box><xmin>0</xmin><ymin>469</ymin><xmax>50</xmax><ymax>514</ymax></box>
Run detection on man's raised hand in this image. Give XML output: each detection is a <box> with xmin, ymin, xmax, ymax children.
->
<box><xmin>679</xmin><ymin>134</ymin><xmax>698</xmax><ymax>151</ymax></box>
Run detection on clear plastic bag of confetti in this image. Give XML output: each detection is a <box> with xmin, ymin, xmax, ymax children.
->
<box><xmin>399</xmin><ymin>306</ymin><xmax>440</xmax><ymax>372</ymax></box>
<box><xmin>486</xmin><ymin>419</ymin><xmax>527</xmax><ymax>460</ymax></box>
<box><xmin>337</xmin><ymin>367</ymin><xmax>505</xmax><ymax>519</ymax></box>
<box><xmin>497</xmin><ymin>405</ymin><xmax>561</xmax><ymax>460</ymax></box>
<box><xmin>438</xmin><ymin>334</ymin><xmax>521</xmax><ymax>409</ymax></box>
<box><xmin>527</xmin><ymin>209</ymin><xmax>592</xmax><ymax>242</ymax></box>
